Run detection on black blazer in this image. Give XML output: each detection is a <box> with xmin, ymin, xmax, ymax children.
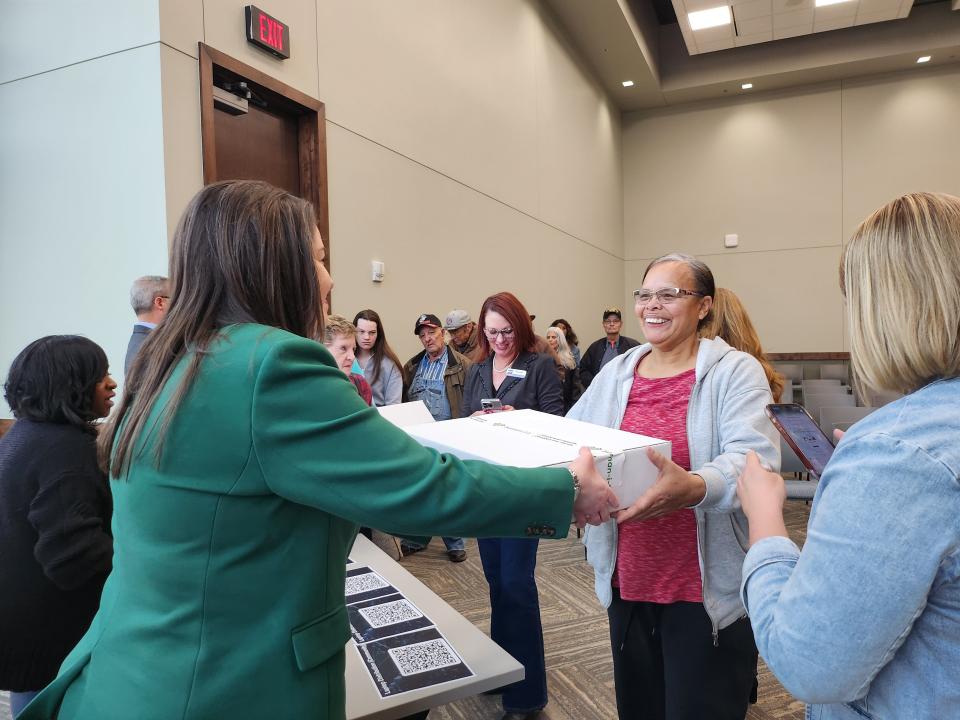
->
<box><xmin>124</xmin><ymin>324</ymin><xmax>151</xmax><ymax>375</ymax></box>
<box><xmin>461</xmin><ymin>351</ymin><xmax>563</xmax><ymax>417</ymax></box>
<box><xmin>579</xmin><ymin>335</ymin><xmax>641</xmax><ymax>389</ymax></box>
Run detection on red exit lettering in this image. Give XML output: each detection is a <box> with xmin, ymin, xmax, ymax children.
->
<box><xmin>258</xmin><ymin>14</ymin><xmax>284</xmax><ymax>51</ymax></box>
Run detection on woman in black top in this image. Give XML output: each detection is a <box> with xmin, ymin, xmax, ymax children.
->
<box><xmin>461</xmin><ymin>292</ymin><xmax>563</xmax><ymax>719</ymax></box>
<box><xmin>0</xmin><ymin>336</ymin><xmax>116</xmax><ymax>717</ymax></box>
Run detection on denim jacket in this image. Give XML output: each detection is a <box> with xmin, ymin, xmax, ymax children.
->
<box><xmin>742</xmin><ymin>377</ymin><xmax>960</xmax><ymax>720</ymax></box>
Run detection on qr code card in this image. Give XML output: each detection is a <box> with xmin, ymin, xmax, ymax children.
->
<box><xmin>345</xmin><ymin>566</ymin><xmax>396</xmax><ymax>603</ymax></box>
<box><xmin>347</xmin><ymin>592</ymin><xmax>433</xmax><ymax>643</ymax></box>
<box><xmin>355</xmin><ymin>626</ymin><xmax>474</xmax><ymax>697</ymax></box>
<box><xmin>388</xmin><ymin>637</ymin><xmax>461</xmax><ymax>676</ymax></box>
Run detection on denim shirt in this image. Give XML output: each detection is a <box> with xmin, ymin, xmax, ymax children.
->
<box><xmin>742</xmin><ymin>377</ymin><xmax>960</xmax><ymax>720</ymax></box>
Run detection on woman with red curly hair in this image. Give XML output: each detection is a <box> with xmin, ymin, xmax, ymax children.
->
<box><xmin>461</xmin><ymin>291</ymin><xmax>563</xmax><ymax>719</ymax></box>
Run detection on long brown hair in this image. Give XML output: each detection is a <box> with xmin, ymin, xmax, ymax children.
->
<box><xmin>476</xmin><ymin>292</ymin><xmax>537</xmax><ymax>359</ymax></box>
<box><xmin>352</xmin><ymin>309</ymin><xmax>403</xmax><ymax>386</ymax></box>
<box><xmin>700</xmin><ymin>287</ymin><xmax>784</xmax><ymax>402</ymax></box>
<box><xmin>101</xmin><ymin>180</ymin><xmax>325</xmax><ymax>477</ymax></box>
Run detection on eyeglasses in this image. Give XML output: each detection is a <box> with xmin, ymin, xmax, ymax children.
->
<box><xmin>484</xmin><ymin>327</ymin><xmax>514</xmax><ymax>339</ymax></box>
<box><xmin>634</xmin><ymin>287</ymin><xmax>705</xmax><ymax>305</ymax></box>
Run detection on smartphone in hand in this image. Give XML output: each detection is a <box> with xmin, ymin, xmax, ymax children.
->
<box><xmin>480</xmin><ymin>398</ymin><xmax>503</xmax><ymax>413</ymax></box>
<box><xmin>766</xmin><ymin>403</ymin><xmax>835</xmax><ymax>478</ymax></box>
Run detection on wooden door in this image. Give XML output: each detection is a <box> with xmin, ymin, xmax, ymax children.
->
<box><xmin>198</xmin><ymin>44</ymin><xmax>329</xmax><ymax>261</ymax></box>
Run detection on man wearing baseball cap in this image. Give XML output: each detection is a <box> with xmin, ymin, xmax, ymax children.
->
<box><xmin>443</xmin><ymin>309</ymin><xmax>479</xmax><ymax>359</ymax></box>
<box><xmin>400</xmin><ymin>313</ymin><xmax>473</xmax><ymax>562</ymax></box>
<box><xmin>579</xmin><ymin>307</ymin><xmax>640</xmax><ymax>389</ymax></box>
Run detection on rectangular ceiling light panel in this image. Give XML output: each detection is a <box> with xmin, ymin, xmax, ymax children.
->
<box><xmin>689</xmin><ymin>5</ymin><xmax>733</xmax><ymax>29</ymax></box>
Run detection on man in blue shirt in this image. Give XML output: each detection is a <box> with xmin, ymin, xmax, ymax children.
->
<box><xmin>400</xmin><ymin>313</ymin><xmax>473</xmax><ymax>561</ymax></box>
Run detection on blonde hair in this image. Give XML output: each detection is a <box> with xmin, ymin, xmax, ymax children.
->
<box><xmin>546</xmin><ymin>327</ymin><xmax>576</xmax><ymax>370</ymax></box>
<box><xmin>843</xmin><ymin>192</ymin><xmax>960</xmax><ymax>394</ymax></box>
<box><xmin>323</xmin><ymin>315</ymin><xmax>356</xmax><ymax>344</ymax></box>
<box><xmin>700</xmin><ymin>288</ymin><xmax>784</xmax><ymax>402</ymax></box>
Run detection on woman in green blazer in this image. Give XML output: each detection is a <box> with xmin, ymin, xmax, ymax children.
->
<box><xmin>21</xmin><ymin>180</ymin><xmax>617</xmax><ymax>720</ymax></box>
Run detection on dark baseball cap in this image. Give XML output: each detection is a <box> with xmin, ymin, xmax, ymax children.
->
<box><xmin>414</xmin><ymin>313</ymin><xmax>442</xmax><ymax>335</ymax></box>
<box><xmin>603</xmin><ymin>308</ymin><xmax>622</xmax><ymax>321</ymax></box>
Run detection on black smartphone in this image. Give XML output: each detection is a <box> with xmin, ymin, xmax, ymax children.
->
<box><xmin>480</xmin><ymin>398</ymin><xmax>503</xmax><ymax>413</ymax></box>
<box><xmin>765</xmin><ymin>403</ymin><xmax>835</xmax><ymax>478</ymax></box>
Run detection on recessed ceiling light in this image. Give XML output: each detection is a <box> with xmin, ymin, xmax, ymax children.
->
<box><xmin>688</xmin><ymin>6</ymin><xmax>732</xmax><ymax>31</ymax></box>
<box><xmin>741</xmin><ymin>83</ymin><xmax>753</xmax><ymax>90</ymax></box>
<box><xmin>622</xmin><ymin>80</ymin><xmax>635</xmax><ymax>87</ymax></box>
<box><xmin>815</xmin><ymin>0</ymin><xmax>854</xmax><ymax>7</ymax></box>
<box><xmin>917</xmin><ymin>55</ymin><xmax>931</xmax><ymax>64</ymax></box>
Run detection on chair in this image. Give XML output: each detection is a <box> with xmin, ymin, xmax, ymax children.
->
<box><xmin>819</xmin><ymin>406</ymin><xmax>876</xmax><ymax>437</ymax></box>
<box><xmin>773</xmin><ymin>363</ymin><xmax>803</xmax><ymax>385</ymax></box>
<box><xmin>804</xmin><ymin>393</ymin><xmax>856</xmax><ymax>425</ymax></box>
<box><xmin>786</xmin><ymin>478</ymin><xmax>819</xmax><ymax>500</ymax></box>
<box><xmin>780</xmin><ymin>437</ymin><xmax>818</xmax><ymax>500</ymax></box>
<box><xmin>774</xmin><ymin>363</ymin><xmax>803</xmax><ymax>395</ymax></box>
<box><xmin>819</xmin><ymin>364</ymin><xmax>848</xmax><ymax>383</ymax></box>
<box><xmin>778</xmin><ymin>382</ymin><xmax>793</xmax><ymax>404</ymax></box>
<box><xmin>802</xmin><ymin>379</ymin><xmax>843</xmax><ymax>389</ymax></box>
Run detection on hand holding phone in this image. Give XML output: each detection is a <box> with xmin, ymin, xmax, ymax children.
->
<box><xmin>480</xmin><ymin>398</ymin><xmax>503</xmax><ymax>413</ymax></box>
<box><xmin>765</xmin><ymin>403</ymin><xmax>835</xmax><ymax>478</ymax></box>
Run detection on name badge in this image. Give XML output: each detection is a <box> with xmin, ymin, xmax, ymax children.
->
<box><xmin>505</xmin><ymin>368</ymin><xmax>527</xmax><ymax>379</ymax></box>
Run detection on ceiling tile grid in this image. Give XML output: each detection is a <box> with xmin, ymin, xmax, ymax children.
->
<box><xmin>673</xmin><ymin>0</ymin><xmax>916</xmax><ymax>54</ymax></box>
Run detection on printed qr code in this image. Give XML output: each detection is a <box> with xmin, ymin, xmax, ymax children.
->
<box><xmin>345</xmin><ymin>572</ymin><xmax>389</xmax><ymax>596</ymax></box>
<box><xmin>358</xmin><ymin>599</ymin><xmax>423</xmax><ymax>628</ymax></box>
<box><xmin>388</xmin><ymin>638</ymin><xmax>461</xmax><ymax>676</ymax></box>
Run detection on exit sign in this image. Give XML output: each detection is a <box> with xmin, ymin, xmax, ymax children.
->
<box><xmin>245</xmin><ymin>6</ymin><xmax>290</xmax><ymax>59</ymax></box>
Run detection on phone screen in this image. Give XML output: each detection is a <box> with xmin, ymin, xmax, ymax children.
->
<box><xmin>480</xmin><ymin>398</ymin><xmax>503</xmax><ymax>413</ymax></box>
<box><xmin>766</xmin><ymin>403</ymin><xmax>835</xmax><ymax>478</ymax></box>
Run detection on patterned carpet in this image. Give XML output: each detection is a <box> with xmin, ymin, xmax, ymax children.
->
<box><xmin>0</xmin><ymin>502</ymin><xmax>813</xmax><ymax>720</ymax></box>
<box><xmin>379</xmin><ymin>499</ymin><xmax>813</xmax><ymax>720</ymax></box>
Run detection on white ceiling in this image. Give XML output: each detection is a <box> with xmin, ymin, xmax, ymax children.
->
<box><xmin>675</xmin><ymin>0</ymin><xmax>915</xmax><ymax>54</ymax></box>
<box><xmin>542</xmin><ymin>0</ymin><xmax>960</xmax><ymax>110</ymax></box>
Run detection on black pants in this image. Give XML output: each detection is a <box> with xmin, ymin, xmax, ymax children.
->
<box><xmin>607</xmin><ymin>590</ymin><xmax>758</xmax><ymax>720</ymax></box>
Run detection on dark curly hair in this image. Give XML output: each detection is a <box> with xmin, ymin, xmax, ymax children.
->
<box><xmin>4</xmin><ymin>335</ymin><xmax>109</xmax><ymax>434</ymax></box>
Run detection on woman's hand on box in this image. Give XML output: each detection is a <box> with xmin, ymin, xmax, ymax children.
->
<box><xmin>614</xmin><ymin>448</ymin><xmax>707</xmax><ymax>524</ymax></box>
<box><xmin>570</xmin><ymin>447</ymin><xmax>619</xmax><ymax>527</ymax></box>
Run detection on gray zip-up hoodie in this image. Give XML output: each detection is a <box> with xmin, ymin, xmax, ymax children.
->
<box><xmin>568</xmin><ymin>337</ymin><xmax>780</xmax><ymax>637</ymax></box>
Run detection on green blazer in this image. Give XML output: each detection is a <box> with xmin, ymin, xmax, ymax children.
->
<box><xmin>23</xmin><ymin>325</ymin><xmax>572</xmax><ymax>720</ymax></box>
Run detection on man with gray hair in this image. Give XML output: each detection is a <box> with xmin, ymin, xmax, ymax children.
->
<box><xmin>443</xmin><ymin>309</ymin><xmax>479</xmax><ymax>359</ymax></box>
<box><xmin>125</xmin><ymin>275</ymin><xmax>170</xmax><ymax>374</ymax></box>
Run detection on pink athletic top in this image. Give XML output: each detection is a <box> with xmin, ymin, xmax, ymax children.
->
<box><xmin>615</xmin><ymin>367</ymin><xmax>703</xmax><ymax>603</ymax></box>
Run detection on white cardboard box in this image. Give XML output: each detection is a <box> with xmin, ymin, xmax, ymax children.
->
<box><xmin>377</xmin><ymin>400</ymin><xmax>436</xmax><ymax>428</ymax></box>
<box><xmin>405</xmin><ymin>409</ymin><xmax>671</xmax><ymax>510</ymax></box>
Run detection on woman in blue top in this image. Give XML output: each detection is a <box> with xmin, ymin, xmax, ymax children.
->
<box><xmin>738</xmin><ymin>191</ymin><xmax>960</xmax><ymax>720</ymax></box>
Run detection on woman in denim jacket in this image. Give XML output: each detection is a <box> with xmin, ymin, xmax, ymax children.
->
<box><xmin>739</xmin><ymin>191</ymin><xmax>960</xmax><ymax>720</ymax></box>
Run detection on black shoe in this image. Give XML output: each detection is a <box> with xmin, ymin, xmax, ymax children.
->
<box><xmin>447</xmin><ymin>549</ymin><xmax>467</xmax><ymax>563</ymax></box>
<box><xmin>501</xmin><ymin>712</ymin><xmax>543</xmax><ymax>720</ymax></box>
<box><xmin>400</xmin><ymin>544</ymin><xmax>424</xmax><ymax>558</ymax></box>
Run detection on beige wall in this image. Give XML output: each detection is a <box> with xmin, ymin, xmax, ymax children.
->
<box><xmin>158</xmin><ymin>0</ymin><xmax>624</xmax><ymax>361</ymax></box>
<box><xmin>0</xmin><ymin>1</ymin><xmax>622</xmax><ymax>413</ymax></box>
<box><xmin>622</xmin><ymin>65</ymin><xmax>960</xmax><ymax>353</ymax></box>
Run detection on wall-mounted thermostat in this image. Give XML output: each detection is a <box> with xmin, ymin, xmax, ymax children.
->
<box><xmin>372</xmin><ymin>261</ymin><xmax>385</xmax><ymax>283</ymax></box>
<box><xmin>724</xmin><ymin>233</ymin><xmax>739</xmax><ymax>248</ymax></box>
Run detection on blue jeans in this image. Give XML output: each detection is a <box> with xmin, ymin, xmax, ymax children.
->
<box><xmin>479</xmin><ymin>537</ymin><xmax>547</xmax><ymax>713</ymax></box>
<box><xmin>401</xmin><ymin>536</ymin><xmax>465</xmax><ymax>552</ymax></box>
<box><xmin>11</xmin><ymin>690</ymin><xmax>40</xmax><ymax>718</ymax></box>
